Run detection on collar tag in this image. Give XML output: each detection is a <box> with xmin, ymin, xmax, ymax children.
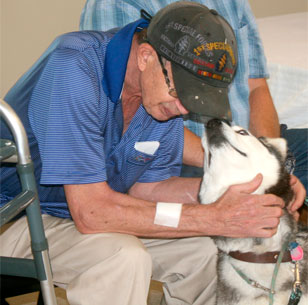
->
<box><xmin>289</xmin><ymin>242</ymin><xmax>304</xmax><ymax>261</ymax></box>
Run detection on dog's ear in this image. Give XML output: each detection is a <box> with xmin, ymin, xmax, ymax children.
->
<box><xmin>259</xmin><ymin>137</ymin><xmax>288</xmax><ymax>159</ymax></box>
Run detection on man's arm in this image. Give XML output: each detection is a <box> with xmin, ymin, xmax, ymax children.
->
<box><xmin>248</xmin><ymin>78</ymin><xmax>280</xmax><ymax>138</ymax></box>
<box><xmin>64</xmin><ymin>175</ymin><xmax>284</xmax><ymax>239</ymax></box>
<box><xmin>182</xmin><ymin>127</ymin><xmax>204</xmax><ymax>167</ymax></box>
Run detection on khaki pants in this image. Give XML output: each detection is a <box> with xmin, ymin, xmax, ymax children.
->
<box><xmin>0</xmin><ymin>215</ymin><xmax>217</xmax><ymax>305</ymax></box>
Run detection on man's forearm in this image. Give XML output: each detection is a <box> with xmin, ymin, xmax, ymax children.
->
<box><xmin>182</xmin><ymin>127</ymin><xmax>204</xmax><ymax>167</ymax></box>
<box><xmin>65</xmin><ymin>180</ymin><xmax>216</xmax><ymax>239</ymax></box>
<box><xmin>64</xmin><ymin>176</ymin><xmax>284</xmax><ymax>240</ymax></box>
<box><xmin>129</xmin><ymin>176</ymin><xmax>201</xmax><ymax>203</ymax></box>
<box><xmin>248</xmin><ymin>78</ymin><xmax>280</xmax><ymax>137</ymax></box>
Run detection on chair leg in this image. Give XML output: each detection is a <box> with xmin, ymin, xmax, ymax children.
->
<box><xmin>37</xmin><ymin>250</ymin><xmax>57</xmax><ymax>305</ymax></box>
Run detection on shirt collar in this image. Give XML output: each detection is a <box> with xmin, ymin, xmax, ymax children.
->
<box><xmin>102</xmin><ymin>18</ymin><xmax>149</xmax><ymax>103</ymax></box>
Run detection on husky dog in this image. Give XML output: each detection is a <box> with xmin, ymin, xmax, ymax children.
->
<box><xmin>199</xmin><ymin>119</ymin><xmax>307</xmax><ymax>305</ymax></box>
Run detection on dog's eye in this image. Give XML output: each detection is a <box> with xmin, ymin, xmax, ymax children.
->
<box><xmin>236</xmin><ymin>129</ymin><xmax>249</xmax><ymax>136</ymax></box>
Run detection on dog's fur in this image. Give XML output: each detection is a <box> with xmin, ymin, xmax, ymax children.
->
<box><xmin>199</xmin><ymin>119</ymin><xmax>307</xmax><ymax>305</ymax></box>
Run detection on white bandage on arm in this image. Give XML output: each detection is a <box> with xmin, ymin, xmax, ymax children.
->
<box><xmin>154</xmin><ymin>202</ymin><xmax>182</xmax><ymax>228</ymax></box>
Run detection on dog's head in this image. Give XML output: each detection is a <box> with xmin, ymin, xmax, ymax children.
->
<box><xmin>200</xmin><ymin>119</ymin><xmax>292</xmax><ymax>204</ymax></box>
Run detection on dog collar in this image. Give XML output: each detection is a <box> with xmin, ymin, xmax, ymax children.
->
<box><xmin>228</xmin><ymin>239</ymin><xmax>304</xmax><ymax>305</ymax></box>
<box><xmin>229</xmin><ymin>239</ymin><xmax>289</xmax><ymax>305</ymax></box>
<box><xmin>228</xmin><ymin>250</ymin><xmax>292</xmax><ymax>264</ymax></box>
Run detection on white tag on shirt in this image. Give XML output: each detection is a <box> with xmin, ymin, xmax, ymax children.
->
<box><xmin>134</xmin><ymin>141</ymin><xmax>160</xmax><ymax>155</ymax></box>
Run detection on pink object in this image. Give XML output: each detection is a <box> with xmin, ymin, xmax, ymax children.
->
<box><xmin>290</xmin><ymin>246</ymin><xmax>304</xmax><ymax>261</ymax></box>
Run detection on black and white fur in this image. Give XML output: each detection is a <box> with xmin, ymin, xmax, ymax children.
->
<box><xmin>199</xmin><ymin>119</ymin><xmax>307</xmax><ymax>305</ymax></box>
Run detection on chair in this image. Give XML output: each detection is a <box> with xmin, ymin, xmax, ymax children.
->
<box><xmin>0</xmin><ymin>98</ymin><xmax>57</xmax><ymax>305</ymax></box>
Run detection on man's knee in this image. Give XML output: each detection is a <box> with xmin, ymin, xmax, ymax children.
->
<box><xmin>75</xmin><ymin>233</ymin><xmax>153</xmax><ymax>276</ymax></box>
<box><xmin>116</xmin><ymin>235</ymin><xmax>153</xmax><ymax>270</ymax></box>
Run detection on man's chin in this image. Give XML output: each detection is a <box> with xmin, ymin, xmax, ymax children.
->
<box><xmin>152</xmin><ymin>113</ymin><xmax>180</xmax><ymax>122</ymax></box>
<box><xmin>146</xmin><ymin>106</ymin><xmax>178</xmax><ymax>121</ymax></box>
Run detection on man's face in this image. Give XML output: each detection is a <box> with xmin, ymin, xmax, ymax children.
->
<box><xmin>140</xmin><ymin>52</ymin><xmax>188</xmax><ymax>121</ymax></box>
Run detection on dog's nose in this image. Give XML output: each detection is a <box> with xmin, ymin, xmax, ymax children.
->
<box><xmin>207</xmin><ymin>119</ymin><xmax>222</xmax><ymax>129</ymax></box>
<box><xmin>207</xmin><ymin>119</ymin><xmax>231</xmax><ymax>129</ymax></box>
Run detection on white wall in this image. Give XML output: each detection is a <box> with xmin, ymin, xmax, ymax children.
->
<box><xmin>248</xmin><ymin>0</ymin><xmax>307</xmax><ymax>18</ymax></box>
<box><xmin>1</xmin><ymin>0</ymin><xmax>86</xmax><ymax>96</ymax></box>
<box><xmin>1</xmin><ymin>0</ymin><xmax>307</xmax><ymax>96</ymax></box>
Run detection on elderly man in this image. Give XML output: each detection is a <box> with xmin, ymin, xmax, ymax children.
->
<box><xmin>0</xmin><ymin>2</ymin><xmax>303</xmax><ymax>305</ymax></box>
<box><xmin>80</xmin><ymin>0</ymin><xmax>308</xmax><ymax>192</ymax></box>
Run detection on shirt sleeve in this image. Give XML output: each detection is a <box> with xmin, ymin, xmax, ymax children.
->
<box><xmin>29</xmin><ymin>46</ymin><xmax>108</xmax><ymax>185</ymax></box>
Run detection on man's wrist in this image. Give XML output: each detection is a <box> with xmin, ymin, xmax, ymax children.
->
<box><xmin>154</xmin><ymin>202</ymin><xmax>182</xmax><ymax>228</ymax></box>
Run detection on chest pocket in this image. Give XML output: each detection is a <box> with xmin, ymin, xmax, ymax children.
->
<box><xmin>107</xmin><ymin>148</ymin><xmax>157</xmax><ymax>193</ymax></box>
<box><xmin>128</xmin><ymin>150</ymin><xmax>156</xmax><ymax>165</ymax></box>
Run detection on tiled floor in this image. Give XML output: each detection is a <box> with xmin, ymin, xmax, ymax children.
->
<box><xmin>4</xmin><ymin>281</ymin><xmax>163</xmax><ymax>305</ymax></box>
<box><xmin>5</xmin><ymin>288</ymin><xmax>68</xmax><ymax>305</ymax></box>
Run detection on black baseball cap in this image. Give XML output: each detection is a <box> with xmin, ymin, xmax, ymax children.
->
<box><xmin>146</xmin><ymin>1</ymin><xmax>238</xmax><ymax>121</ymax></box>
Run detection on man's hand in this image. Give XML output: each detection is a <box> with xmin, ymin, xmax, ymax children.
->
<box><xmin>287</xmin><ymin>174</ymin><xmax>306</xmax><ymax>221</ymax></box>
<box><xmin>208</xmin><ymin>174</ymin><xmax>285</xmax><ymax>238</ymax></box>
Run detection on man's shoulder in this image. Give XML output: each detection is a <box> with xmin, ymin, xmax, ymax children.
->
<box><xmin>56</xmin><ymin>30</ymin><xmax>114</xmax><ymax>52</ymax></box>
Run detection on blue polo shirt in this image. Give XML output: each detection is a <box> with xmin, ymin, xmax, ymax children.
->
<box><xmin>0</xmin><ymin>19</ymin><xmax>184</xmax><ymax>218</ymax></box>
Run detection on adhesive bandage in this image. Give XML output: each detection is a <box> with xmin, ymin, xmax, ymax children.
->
<box><xmin>154</xmin><ymin>202</ymin><xmax>182</xmax><ymax>228</ymax></box>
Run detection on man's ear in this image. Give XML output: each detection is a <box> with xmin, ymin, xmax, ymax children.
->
<box><xmin>137</xmin><ymin>43</ymin><xmax>156</xmax><ymax>71</ymax></box>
